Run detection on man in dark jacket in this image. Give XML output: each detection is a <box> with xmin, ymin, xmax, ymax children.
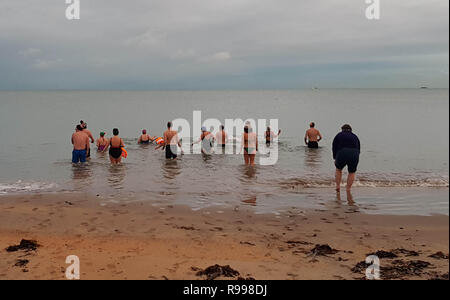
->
<box><xmin>332</xmin><ymin>124</ymin><xmax>360</xmax><ymax>192</ymax></box>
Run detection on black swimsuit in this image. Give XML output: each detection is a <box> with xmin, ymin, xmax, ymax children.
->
<box><xmin>165</xmin><ymin>144</ymin><xmax>177</xmax><ymax>159</ymax></box>
<box><xmin>139</xmin><ymin>135</ymin><xmax>150</xmax><ymax>144</ymax></box>
<box><xmin>265</xmin><ymin>131</ymin><xmax>271</xmax><ymax>146</ymax></box>
<box><xmin>109</xmin><ymin>138</ymin><xmax>123</xmax><ymax>159</ymax></box>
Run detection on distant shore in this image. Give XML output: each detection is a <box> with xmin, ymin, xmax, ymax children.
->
<box><xmin>0</xmin><ymin>193</ymin><xmax>448</xmax><ymax>280</ymax></box>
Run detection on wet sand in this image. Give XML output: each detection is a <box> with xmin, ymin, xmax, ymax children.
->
<box><xmin>0</xmin><ymin>193</ymin><xmax>448</xmax><ymax>280</ymax></box>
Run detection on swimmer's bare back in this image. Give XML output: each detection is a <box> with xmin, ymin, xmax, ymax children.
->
<box><xmin>164</xmin><ymin>129</ymin><xmax>179</xmax><ymax>145</ymax></box>
<box><xmin>306</xmin><ymin>128</ymin><xmax>322</xmax><ymax>142</ymax></box>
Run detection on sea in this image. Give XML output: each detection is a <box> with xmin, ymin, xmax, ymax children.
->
<box><xmin>0</xmin><ymin>89</ymin><xmax>448</xmax><ymax>215</ymax></box>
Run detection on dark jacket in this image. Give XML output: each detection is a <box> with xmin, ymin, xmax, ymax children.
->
<box><xmin>332</xmin><ymin>131</ymin><xmax>360</xmax><ymax>159</ymax></box>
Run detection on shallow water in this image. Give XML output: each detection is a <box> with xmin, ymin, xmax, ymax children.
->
<box><xmin>0</xmin><ymin>89</ymin><xmax>448</xmax><ymax>215</ymax></box>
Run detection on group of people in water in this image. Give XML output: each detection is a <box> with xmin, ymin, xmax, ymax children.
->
<box><xmin>71</xmin><ymin>120</ymin><xmax>360</xmax><ymax>192</ymax></box>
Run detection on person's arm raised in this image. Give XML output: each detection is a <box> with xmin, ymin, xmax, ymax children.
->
<box><xmin>276</xmin><ymin>129</ymin><xmax>281</xmax><ymax>138</ymax></box>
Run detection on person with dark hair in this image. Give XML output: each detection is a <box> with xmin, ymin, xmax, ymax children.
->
<box><xmin>80</xmin><ymin>122</ymin><xmax>95</xmax><ymax>159</ymax></box>
<box><xmin>162</xmin><ymin>122</ymin><xmax>182</xmax><ymax>160</ymax></box>
<box><xmin>71</xmin><ymin>125</ymin><xmax>90</xmax><ymax>164</ymax></box>
<box><xmin>96</xmin><ymin>131</ymin><xmax>108</xmax><ymax>152</ymax></box>
<box><xmin>241</xmin><ymin>125</ymin><xmax>258</xmax><ymax>166</ymax></box>
<box><xmin>265</xmin><ymin>126</ymin><xmax>281</xmax><ymax>146</ymax></box>
<box><xmin>304</xmin><ymin>122</ymin><xmax>322</xmax><ymax>148</ymax></box>
<box><xmin>138</xmin><ymin>129</ymin><xmax>154</xmax><ymax>145</ymax></box>
<box><xmin>332</xmin><ymin>124</ymin><xmax>361</xmax><ymax>192</ymax></box>
<box><xmin>108</xmin><ymin>128</ymin><xmax>124</xmax><ymax>164</ymax></box>
<box><xmin>215</xmin><ymin>125</ymin><xmax>228</xmax><ymax>148</ymax></box>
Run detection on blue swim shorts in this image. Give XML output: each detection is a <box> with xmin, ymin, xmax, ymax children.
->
<box><xmin>72</xmin><ymin>149</ymin><xmax>87</xmax><ymax>163</ymax></box>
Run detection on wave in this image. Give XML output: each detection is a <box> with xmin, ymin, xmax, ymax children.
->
<box><xmin>0</xmin><ymin>181</ymin><xmax>58</xmax><ymax>194</ymax></box>
<box><xmin>277</xmin><ymin>175</ymin><xmax>449</xmax><ymax>189</ymax></box>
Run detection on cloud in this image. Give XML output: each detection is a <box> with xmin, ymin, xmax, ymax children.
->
<box><xmin>31</xmin><ymin>58</ymin><xmax>63</xmax><ymax>70</ymax></box>
<box><xmin>199</xmin><ymin>52</ymin><xmax>232</xmax><ymax>63</ymax></box>
<box><xmin>170</xmin><ymin>49</ymin><xmax>197</xmax><ymax>60</ymax></box>
<box><xmin>0</xmin><ymin>0</ymin><xmax>448</xmax><ymax>89</ymax></box>
<box><xmin>124</xmin><ymin>29</ymin><xmax>165</xmax><ymax>47</ymax></box>
<box><xmin>18</xmin><ymin>48</ymin><xmax>41</xmax><ymax>57</ymax></box>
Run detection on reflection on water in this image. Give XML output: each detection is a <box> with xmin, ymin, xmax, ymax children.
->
<box><xmin>242</xmin><ymin>195</ymin><xmax>257</xmax><ymax>206</ymax></box>
<box><xmin>107</xmin><ymin>164</ymin><xmax>126</xmax><ymax>190</ymax></box>
<box><xmin>71</xmin><ymin>163</ymin><xmax>94</xmax><ymax>190</ymax></box>
<box><xmin>71</xmin><ymin>164</ymin><xmax>92</xmax><ymax>182</ymax></box>
<box><xmin>336</xmin><ymin>191</ymin><xmax>358</xmax><ymax>209</ymax></box>
<box><xmin>304</xmin><ymin>146</ymin><xmax>325</xmax><ymax>171</ymax></box>
<box><xmin>240</xmin><ymin>165</ymin><xmax>257</xmax><ymax>181</ymax></box>
<box><xmin>71</xmin><ymin>164</ymin><xmax>92</xmax><ymax>180</ymax></box>
<box><xmin>201</xmin><ymin>153</ymin><xmax>213</xmax><ymax>162</ymax></box>
<box><xmin>95</xmin><ymin>151</ymin><xmax>108</xmax><ymax>160</ymax></box>
<box><xmin>161</xmin><ymin>159</ymin><xmax>181</xmax><ymax>180</ymax></box>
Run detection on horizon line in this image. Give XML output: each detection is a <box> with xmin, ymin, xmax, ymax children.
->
<box><xmin>0</xmin><ymin>87</ymin><xmax>448</xmax><ymax>92</ymax></box>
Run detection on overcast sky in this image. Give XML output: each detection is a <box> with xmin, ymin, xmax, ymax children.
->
<box><xmin>0</xmin><ymin>0</ymin><xmax>448</xmax><ymax>89</ymax></box>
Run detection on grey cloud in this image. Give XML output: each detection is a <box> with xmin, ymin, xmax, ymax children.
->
<box><xmin>0</xmin><ymin>0</ymin><xmax>448</xmax><ymax>89</ymax></box>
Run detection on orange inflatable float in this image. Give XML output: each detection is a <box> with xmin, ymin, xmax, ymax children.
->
<box><xmin>121</xmin><ymin>147</ymin><xmax>128</xmax><ymax>158</ymax></box>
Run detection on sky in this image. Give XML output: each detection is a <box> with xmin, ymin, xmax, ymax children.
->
<box><xmin>0</xmin><ymin>0</ymin><xmax>448</xmax><ymax>90</ymax></box>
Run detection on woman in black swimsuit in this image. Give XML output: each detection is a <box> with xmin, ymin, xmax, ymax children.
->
<box><xmin>138</xmin><ymin>129</ymin><xmax>153</xmax><ymax>145</ymax></box>
<box><xmin>109</xmin><ymin>128</ymin><xmax>124</xmax><ymax>165</ymax></box>
<box><xmin>265</xmin><ymin>127</ymin><xmax>281</xmax><ymax>147</ymax></box>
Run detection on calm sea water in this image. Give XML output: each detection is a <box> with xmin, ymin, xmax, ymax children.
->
<box><xmin>0</xmin><ymin>90</ymin><xmax>448</xmax><ymax>215</ymax></box>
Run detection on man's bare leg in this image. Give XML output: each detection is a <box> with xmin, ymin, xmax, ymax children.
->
<box><xmin>335</xmin><ymin>169</ymin><xmax>343</xmax><ymax>192</ymax></box>
<box><xmin>346</xmin><ymin>172</ymin><xmax>356</xmax><ymax>191</ymax></box>
<box><xmin>346</xmin><ymin>190</ymin><xmax>355</xmax><ymax>206</ymax></box>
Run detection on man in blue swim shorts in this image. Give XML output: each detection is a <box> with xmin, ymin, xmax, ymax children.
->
<box><xmin>71</xmin><ymin>125</ymin><xmax>90</xmax><ymax>164</ymax></box>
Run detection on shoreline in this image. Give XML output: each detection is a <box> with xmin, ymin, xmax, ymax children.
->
<box><xmin>0</xmin><ymin>192</ymin><xmax>448</xmax><ymax>280</ymax></box>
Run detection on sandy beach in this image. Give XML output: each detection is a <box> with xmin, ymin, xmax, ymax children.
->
<box><xmin>0</xmin><ymin>192</ymin><xmax>448</xmax><ymax>280</ymax></box>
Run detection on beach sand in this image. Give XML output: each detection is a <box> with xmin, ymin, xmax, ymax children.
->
<box><xmin>0</xmin><ymin>193</ymin><xmax>448</xmax><ymax>280</ymax></box>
